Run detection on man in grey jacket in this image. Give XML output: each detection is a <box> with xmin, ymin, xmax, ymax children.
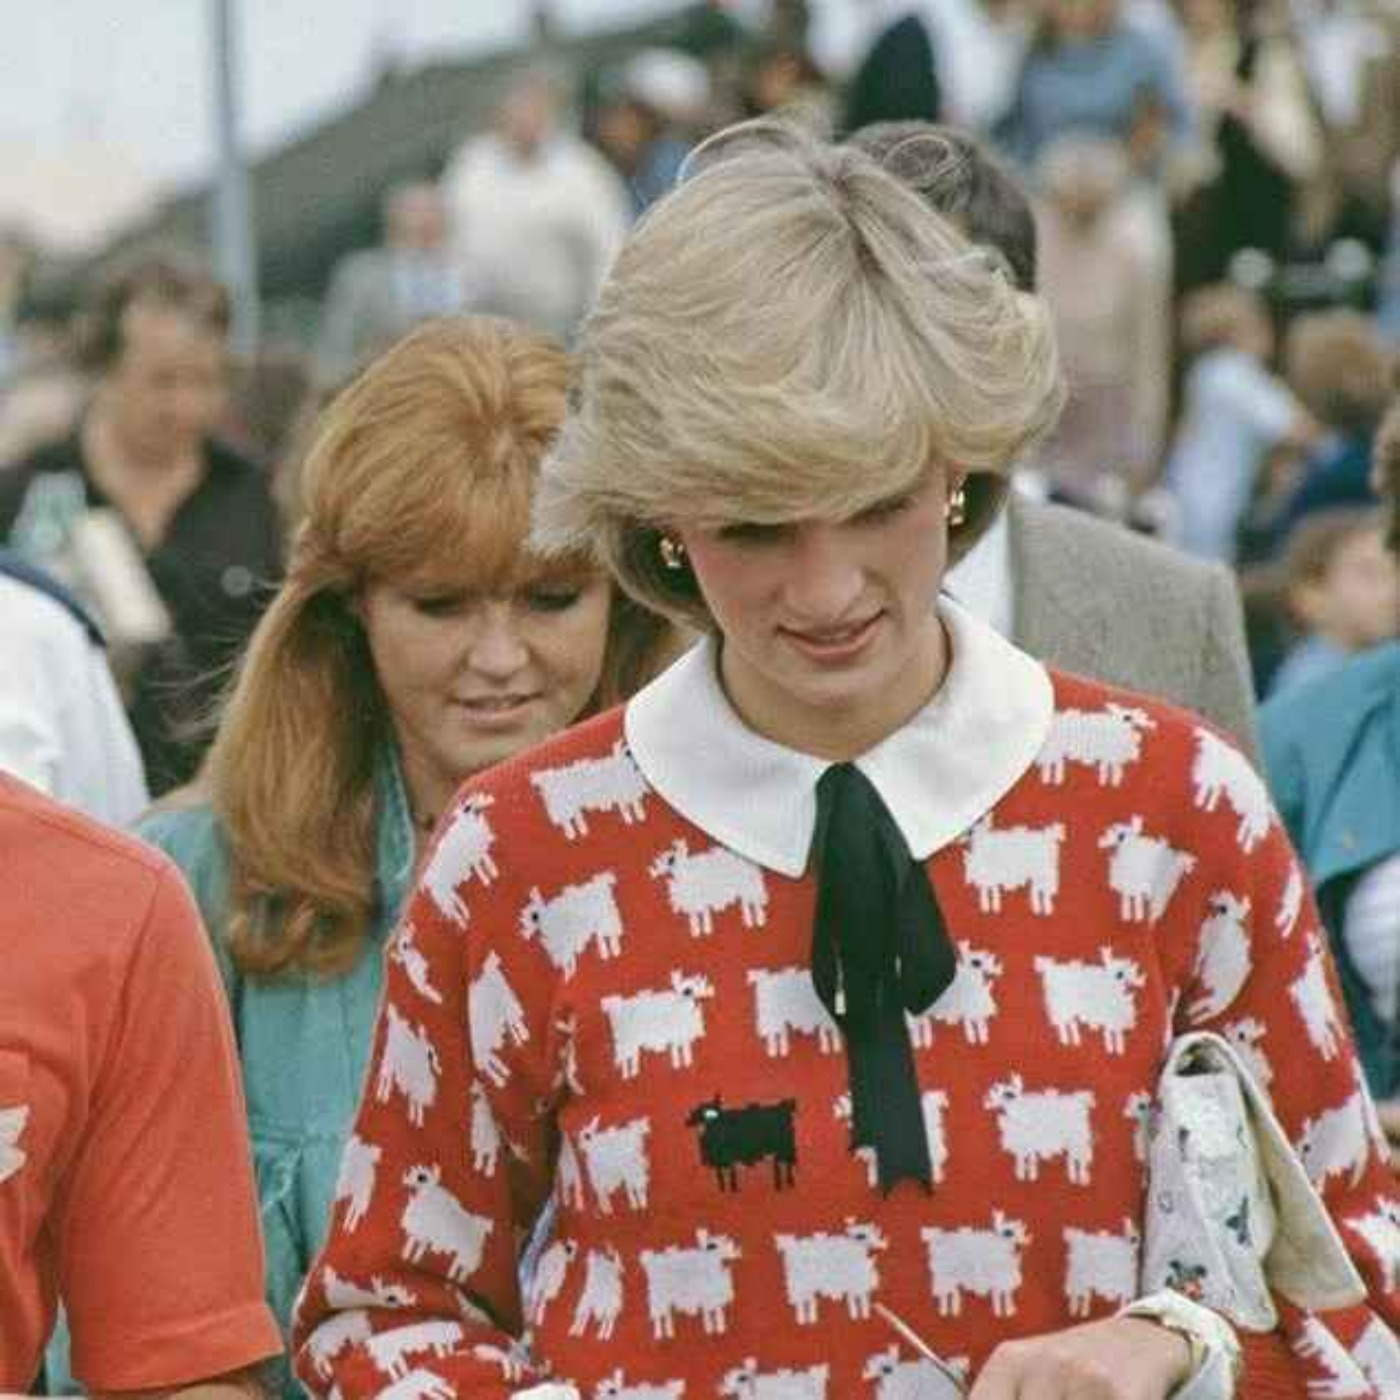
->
<box><xmin>851</xmin><ymin>122</ymin><xmax>1259</xmax><ymax>760</ymax></box>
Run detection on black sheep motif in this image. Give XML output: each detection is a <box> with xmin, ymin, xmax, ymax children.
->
<box><xmin>686</xmin><ymin>1094</ymin><xmax>798</xmax><ymax>1191</ymax></box>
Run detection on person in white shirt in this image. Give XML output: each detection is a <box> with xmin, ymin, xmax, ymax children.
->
<box><xmin>443</xmin><ymin>71</ymin><xmax>632</xmax><ymax>344</ymax></box>
<box><xmin>0</xmin><ymin>553</ymin><xmax>148</xmax><ymax>826</ymax></box>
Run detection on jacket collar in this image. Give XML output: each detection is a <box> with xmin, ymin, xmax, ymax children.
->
<box><xmin>624</xmin><ymin>597</ymin><xmax>1054</xmax><ymax>877</ymax></box>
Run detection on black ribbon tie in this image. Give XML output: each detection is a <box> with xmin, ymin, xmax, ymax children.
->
<box><xmin>810</xmin><ymin>762</ymin><xmax>957</xmax><ymax>1193</ymax></box>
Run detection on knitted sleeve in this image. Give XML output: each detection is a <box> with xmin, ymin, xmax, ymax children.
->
<box><xmin>1167</xmin><ymin>734</ymin><xmax>1400</xmax><ymax>1394</ymax></box>
<box><xmin>291</xmin><ymin>782</ymin><xmax>564</xmax><ymax>1396</ymax></box>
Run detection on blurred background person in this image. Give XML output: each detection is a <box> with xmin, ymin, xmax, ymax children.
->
<box><xmin>738</xmin><ymin>35</ymin><xmax>837</xmax><ymax>133</ymax></box>
<box><xmin>315</xmin><ymin>182</ymin><xmax>463</xmax><ymax>385</ymax></box>
<box><xmin>593</xmin><ymin>48</ymin><xmax>712</xmax><ymax>215</ymax></box>
<box><xmin>1164</xmin><ymin>281</ymin><xmax>1317</xmax><ymax>561</ymax></box>
<box><xmin>0</xmin><ymin>550</ymin><xmax>148</xmax><ymax>825</ymax></box>
<box><xmin>0</xmin><ymin>253</ymin><xmax>282</xmax><ymax>796</ymax></box>
<box><xmin>0</xmin><ymin>225</ymin><xmax>34</xmax><ymax>389</ymax></box>
<box><xmin>1033</xmin><ymin>134</ymin><xmax>1171</xmax><ymax>513</ymax></box>
<box><xmin>122</xmin><ymin>317</ymin><xmax>676</xmax><ymax>1392</ymax></box>
<box><xmin>1171</xmin><ymin>0</ymin><xmax>1322</xmax><ymax>291</ymax></box>
<box><xmin>1262</xmin><ymin>385</ymin><xmax>1400</xmax><ymax>1149</ymax></box>
<box><xmin>1269</xmin><ymin>308</ymin><xmax>1393</xmax><ymax>541</ymax></box>
<box><xmin>1266</xmin><ymin>504</ymin><xmax>1400</xmax><ymax>695</ymax></box>
<box><xmin>842</xmin><ymin>1</ymin><xmax>943</xmax><ymax>131</ymax></box>
<box><xmin>444</xmin><ymin>69</ymin><xmax>631</xmax><ymax>343</ymax></box>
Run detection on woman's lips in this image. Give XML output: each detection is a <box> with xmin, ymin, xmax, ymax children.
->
<box><xmin>453</xmin><ymin>694</ymin><xmax>539</xmax><ymax>726</ymax></box>
<box><xmin>779</xmin><ymin>612</ymin><xmax>883</xmax><ymax>663</ymax></box>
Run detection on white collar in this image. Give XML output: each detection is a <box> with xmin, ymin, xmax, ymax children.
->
<box><xmin>624</xmin><ymin>596</ymin><xmax>1054</xmax><ymax>876</ymax></box>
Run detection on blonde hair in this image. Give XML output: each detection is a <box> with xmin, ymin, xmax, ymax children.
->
<box><xmin>207</xmin><ymin>317</ymin><xmax>673</xmax><ymax>978</ymax></box>
<box><xmin>533</xmin><ymin>122</ymin><xmax>1065</xmax><ymax>628</ymax></box>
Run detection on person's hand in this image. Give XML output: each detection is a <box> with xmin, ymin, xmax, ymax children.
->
<box><xmin>969</xmin><ymin>1315</ymin><xmax>1193</xmax><ymax>1399</ymax></box>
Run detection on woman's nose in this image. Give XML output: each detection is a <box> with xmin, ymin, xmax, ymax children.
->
<box><xmin>781</xmin><ymin>525</ymin><xmax>866</xmax><ymax>623</ymax></box>
<box><xmin>465</xmin><ymin>606</ymin><xmax>531</xmax><ymax>677</ymax></box>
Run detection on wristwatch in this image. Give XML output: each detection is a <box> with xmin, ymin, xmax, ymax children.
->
<box><xmin>1119</xmin><ymin>1288</ymin><xmax>1242</xmax><ymax>1389</ymax></box>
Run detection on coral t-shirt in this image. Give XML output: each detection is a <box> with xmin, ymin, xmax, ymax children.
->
<box><xmin>0</xmin><ymin>776</ymin><xmax>281</xmax><ymax>1390</ymax></box>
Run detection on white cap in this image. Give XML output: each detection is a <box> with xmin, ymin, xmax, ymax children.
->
<box><xmin>624</xmin><ymin>48</ymin><xmax>711</xmax><ymax>123</ymax></box>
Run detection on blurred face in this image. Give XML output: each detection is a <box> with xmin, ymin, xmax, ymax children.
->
<box><xmin>1300</xmin><ymin>527</ymin><xmax>1400</xmax><ymax>649</ymax></box>
<box><xmin>675</xmin><ymin>472</ymin><xmax>960</xmax><ymax>760</ymax></box>
<box><xmin>387</xmin><ymin>187</ymin><xmax>447</xmax><ymax>251</ymax></box>
<box><xmin>499</xmin><ymin>83</ymin><xmax>555</xmax><ymax>156</ymax></box>
<box><xmin>361</xmin><ymin>572</ymin><xmax>612</xmax><ymax>821</ymax></box>
<box><xmin>1048</xmin><ymin>0</ymin><xmax>1118</xmax><ymax>39</ymax></box>
<box><xmin>99</xmin><ymin>302</ymin><xmax>227</xmax><ymax>467</ymax></box>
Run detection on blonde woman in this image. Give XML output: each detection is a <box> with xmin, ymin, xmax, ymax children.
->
<box><xmin>122</xmin><ymin>317</ymin><xmax>674</xmax><ymax>1394</ymax></box>
<box><xmin>295</xmin><ymin>131</ymin><xmax>1399</xmax><ymax>1396</ymax></box>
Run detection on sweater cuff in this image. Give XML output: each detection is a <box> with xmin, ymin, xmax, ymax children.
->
<box><xmin>1118</xmin><ymin>1289</ymin><xmax>1240</xmax><ymax>1398</ymax></box>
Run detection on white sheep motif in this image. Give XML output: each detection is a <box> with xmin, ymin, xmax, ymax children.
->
<box><xmin>774</xmin><ymin>1220</ymin><xmax>887</xmax><ymax>1324</ymax></box>
<box><xmin>748</xmin><ymin>965</ymin><xmax>842</xmax><ymax>1057</ymax></box>
<box><xmin>389</xmin><ymin>923</ymin><xmax>443</xmax><ymax>1005</ymax></box>
<box><xmin>922</xmin><ymin>1210</ymin><xmax>1031</xmax><ymax>1317</ymax></box>
<box><xmin>374</xmin><ymin>1367</ymin><xmax>455</xmax><ymax>1400</ymax></box>
<box><xmin>518</xmin><ymin>871</ymin><xmax>623</xmax><ymax>978</ymax></box>
<box><xmin>602</xmin><ymin>971</ymin><xmax>714</xmax><ymax>1078</ymax></box>
<box><xmin>1123</xmin><ymin>1090</ymin><xmax>1153</xmax><ymax>1163</ymax></box>
<box><xmin>985</xmin><ymin>1074</ymin><xmax>1095</xmax><ymax>1184</ymax></box>
<box><xmin>569</xmin><ymin>1245</ymin><xmax>625</xmax><ymax>1340</ymax></box>
<box><xmin>527</xmin><ymin>1237</ymin><xmax>578</xmax><ymax>1324</ymax></box>
<box><xmin>1352</xmin><ymin>1315</ymin><xmax>1400</xmax><ymax>1392</ymax></box>
<box><xmin>1036</xmin><ymin>703</ymin><xmax>1156</xmax><ymax>786</ymax></box>
<box><xmin>638</xmin><ymin>1228</ymin><xmax>741</xmax><ymax>1338</ymax></box>
<box><xmin>961</xmin><ymin>814</ymin><xmax>1065</xmax><ymax>915</ymax></box>
<box><xmin>1034</xmin><ymin>946</ymin><xmax>1145</xmax><ymax>1054</ymax></box>
<box><xmin>399</xmin><ymin>1163</ymin><xmax>493</xmax><ymax>1282</ymax></box>
<box><xmin>1098</xmin><ymin>817</ymin><xmax>1197</xmax><ymax>923</ymax></box>
<box><xmin>365</xmin><ymin>1320</ymin><xmax>465</xmax><ymax>1381</ymax></box>
<box><xmin>862</xmin><ymin>1347</ymin><xmax>966</xmax><ymax>1400</ymax></box>
<box><xmin>333</xmin><ymin>1132</ymin><xmax>382</xmax><ymax>1233</ymax></box>
<box><xmin>420</xmin><ymin>792</ymin><xmax>496</xmax><ymax>924</ymax></box>
<box><xmin>1293</xmin><ymin>1315</ymin><xmax>1374</xmax><ymax>1398</ymax></box>
<box><xmin>1187</xmin><ymin>891</ymin><xmax>1253</xmax><ymax>1022</ymax></box>
<box><xmin>1221</xmin><ymin>1017</ymin><xmax>1273</xmax><ymax>1090</ymax></box>
<box><xmin>1063</xmin><ymin>1218</ymin><xmax>1140</xmax><ymax>1315</ymax></box>
<box><xmin>577</xmin><ymin>1115</ymin><xmax>651</xmax><ymax>1213</ymax></box>
<box><xmin>909</xmin><ymin>940</ymin><xmax>1002</xmax><ymax>1047</ymax></box>
<box><xmin>650</xmin><ymin>838</ymin><xmax>769</xmax><ymax>935</ymax></box>
<box><xmin>719</xmin><ymin>1357</ymin><xmax>830</xmax><ymax>1399</ymax></box>
<box><xmin>1192</xmin><ymin>727</ymin><xmax>1273</xmax><ymax>853</ymax></box>
<box><xmin>322</xmin><ymin>1265</ymin><xmax>415</xmax><ymax>1310</ymax></box>
<box><xmin>469</xmin><ymin>1080</ymin><xmax>501</xmax><ymax>1177</ymax></box>
<box><xmin>1298</xmin><ymin>1091</ymin><xmax>1372</xmax><ymax>1190</ymax></box>
<box><xmin>594</xmin><ymin>1369</ymin><xmax>685</xmax><ymax>1400</ymax></box>
<box><xmin>530</xmin><ymin>740</ymin><xmax>648</xmax><ymax>839</ymax></box>
<box><xmin>1276</xmin><ymin>861</ymin><xmax>1304</xmax><ymax>938</ymax></box>
<box><xmin>469</xmin><ymin>952</ymin><xmax>529</xmax><ymax>1087</ymax></box>
<box><xmin>376</xmin><ymin>1005</ymin><xmax>441</xmax><ymax>1126</ymax></box>
<box><xmin>1289</xmin><ymin>931</ymin><xmax>1344</xmax><ymax>1061</ymax></box>
<box><xmin>1346</xmin><ymin>1196</ymin><xmax>1400</xmax><ymax>1292</ymax></box>
<box><xmin>305</xmin><ymin>1309</ymin><xmax>371</xmax><ymax>1377</ymax></box>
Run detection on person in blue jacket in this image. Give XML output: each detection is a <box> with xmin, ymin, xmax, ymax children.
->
<box><xmin>1262</xmin><ymin>382</ymin><xmax>1400</xmax><ymax>1158</ymax></box>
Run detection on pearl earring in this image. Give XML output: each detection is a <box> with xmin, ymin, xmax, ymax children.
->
<box><xmin>659</xmin><ymin>536</ymin><xmax>687</xmax><ymax>571</ymax></box>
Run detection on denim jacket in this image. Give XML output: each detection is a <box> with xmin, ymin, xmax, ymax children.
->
<box><xmin>1262</xmin><ymin>641</ymin><xmax>1400</xmax><ymax>1098</ymax></box>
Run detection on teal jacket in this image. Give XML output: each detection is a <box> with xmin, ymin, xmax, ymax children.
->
<box><xmin>1261</xmin><ymin>641</ymin><xmax>1400</xmax><ymax>1097</ymax></box>
<box><xmin>67</xmin><ymin>756</ymin><xmax>417</xmax><ymax>1396</ymax></box>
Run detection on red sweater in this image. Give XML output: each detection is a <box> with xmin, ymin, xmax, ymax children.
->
<box><xmin>293</xmin><ymin>673</ymin><xmax>1398</xmax><ymax>1397</ymax></box>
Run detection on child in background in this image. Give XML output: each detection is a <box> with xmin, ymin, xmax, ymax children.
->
<box><xmin>1268</xmin><ymin>506</ymin><xmax>1400</xmax><ymax>696</ymax></box>
<box><xmin>1164</xmin><ymin>283</ymin><xmax>1316</xmax><ymax>561</ymax></box>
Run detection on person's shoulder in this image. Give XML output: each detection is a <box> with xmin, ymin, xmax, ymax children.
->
<box><xmin>0</xmin><ymin>432</ymin><xmax>80</xmax><ymax>527</ymax></box>
<box><xmin>1</xmin><ymin>774</ymin><xmax>172</xmax><ymax>891</ymax></box>
<box><xmin>205</xmin><ymin>435</ymin><xmax>269</xmax><ymax>482</ymax></box>
<box><xmin>1015</xmin><ymin>497</ymin><xmax>1226</xmax><ymax>593</ymax></box>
